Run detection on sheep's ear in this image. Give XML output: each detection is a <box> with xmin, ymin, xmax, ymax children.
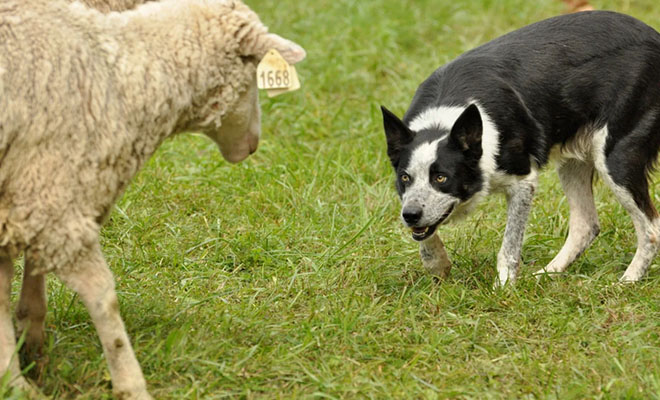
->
<box><xmin>241</xmin><ymin>29</ymin><xmax>306</xmax><ymax>65</ymax></box>
<box><xmin>260</xmin><ymin>33</ymin><xmax>305</xmax><ymax>64</ymax></box>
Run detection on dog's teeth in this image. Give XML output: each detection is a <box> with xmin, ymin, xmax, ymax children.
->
<box><xmin>411</xmin><ymin>227</ymin><xmax>430</xmax><ymax>236</ymax></box>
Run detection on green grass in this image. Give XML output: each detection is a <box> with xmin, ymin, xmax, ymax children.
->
<box><xmin>6</xmin><ymin>0</ymin><xmax>660</xmax><ymax>398</ymax></box>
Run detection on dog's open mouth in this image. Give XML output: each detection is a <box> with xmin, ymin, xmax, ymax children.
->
<box><xmin>410</xmin><ymin>204</ymin><xmax>455</xmax><ymax>241</ymax></box>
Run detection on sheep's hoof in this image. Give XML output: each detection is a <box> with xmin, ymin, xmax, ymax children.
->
<box><xmin>113</xmin><ymin>388</ymin><xmax>153</xmax><ymax>400</ymax></box>
<box><xmin>18</xmin><ymin>342</ymin><xmax>48</xmax><ymax>383</ymax></box>
<box><xmin>8</xmin><ymin>376</ymin><xmax>44</xmax><ymax>399</ymax></box>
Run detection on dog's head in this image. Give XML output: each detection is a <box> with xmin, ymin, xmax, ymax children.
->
<box><xmin>381</xmin><ymin>104</ymin><xmax>484</xmax><ymax>241</ymax></box>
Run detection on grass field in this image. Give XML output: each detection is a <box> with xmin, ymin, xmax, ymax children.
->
<box><xmin>5</xmin><ymin>0</ymin><xmax>660</xmax><ymax>398</ymax></box>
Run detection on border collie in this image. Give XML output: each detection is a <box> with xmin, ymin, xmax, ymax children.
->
<box><xmin>381</xmin><ymin>11</ymin><xmax>660</xmax><ymax>286</ymax></box>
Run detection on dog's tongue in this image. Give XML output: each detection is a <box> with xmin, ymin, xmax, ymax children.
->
<box><xmin>412</xmin><ymin>227</ymin><xmax>429</xmax><ymax>234</ymax></box>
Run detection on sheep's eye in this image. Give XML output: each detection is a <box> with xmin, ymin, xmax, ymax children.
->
<box><xmin>400</xmin><ymin>173</ymin><xmax>410</xmax><ymax>183</ymax></box>
<box><xmin>435</xmin><ymin>175</ymin><xmax>447</xmax><ymax>184</ymax></box>
<box><xmin>240</xmin><ymin>55</ymin><xmax>258</xmax><ymax>64</ymax></box>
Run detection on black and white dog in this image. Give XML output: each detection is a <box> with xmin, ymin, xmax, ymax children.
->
<box><xmin>381</xmin><ymin>11</ymin><xmax>660</xmax><ymax>286</ymax></box>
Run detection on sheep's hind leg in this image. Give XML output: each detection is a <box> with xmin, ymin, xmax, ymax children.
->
<box><xmin>16</xmin><ymin>252</ymin><xmax>48</xmax><ymax>381</ymax></box>
<box><xmin>0</xmin><ymin>255</ymin><xmax>32</xmax><ymax>392</ymax></box>
<box><xmin>55</xmin><ymin>244</ymin><xmax>152</xmax><ymax>400</ymax></box>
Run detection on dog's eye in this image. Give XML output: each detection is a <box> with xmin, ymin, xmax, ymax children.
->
<box><xmin>435</xmin><ymin>175</ymin><xmax>447</xmax><ymax>184</ymax></box>
<box><xmin>400</xmin><ymin>173</ymin><xmax>410</xmax><ymax>183</ymax></box>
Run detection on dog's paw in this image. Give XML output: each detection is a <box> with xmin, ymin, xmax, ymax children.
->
<box><xmin>618</xmin><ymin>274</ymin><xmax>641</xmax><ymax>284</ymax></box>
<box><xmin>419</xmin><ymin>234</ymin><xmax>452</xmax><ymax>279</ymax></box>
<box><xmin>422</xmin><ymin>259</ymin><xmax>451</xmax><ymax>279</ymax></box>
<box><xmin>532</xmin><ymin>268</ymin><xmax>564</xmax><ymax>280</ymax></box>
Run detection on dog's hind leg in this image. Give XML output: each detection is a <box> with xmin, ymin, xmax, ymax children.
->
<box><xmin>600</xmin><ymin>176</ymin><xmax>659</xmax><ymax>282</ymax></box>
<box><xmin>594</xmin><ymin>127</ymin><xmax>660</xmax><ymax>282</ymax></box>
<box><xmin>536</xmin><ymin>160</ymin><xmax>600</xmax><ymax>276</ymax></box>
<box><xmin>496</xmin><ymin>173</ymin><xmax>537</xmax><ymax>287</ymax></box>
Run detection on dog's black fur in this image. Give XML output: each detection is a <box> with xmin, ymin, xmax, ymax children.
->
<box><xmin>408</xmin><ymin>11</ymin><xmax>660</xmax><ymax>196</ymax></box>
<box><xmin>382</xmin><ymin>11</ymin><xmax>660</xmax><ymax>284</ymax></box>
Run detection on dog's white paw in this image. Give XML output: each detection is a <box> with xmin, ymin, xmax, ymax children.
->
<box><xmin>618</xmin><ymin>274</ymin><xmax>641</xmax><ymax>284</ymax></box>
<box><xmin>533</xmin><ymin>267</ymin><xmax>564</xmax><ymax>280</ymax></box>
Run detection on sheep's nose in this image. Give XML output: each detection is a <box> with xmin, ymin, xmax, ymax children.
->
<box><xmin>402</xmin><ymin>206</ymin><xmax>423</xmax><ymax>225</ymax></box>
<box><xmin>248</xmin><ymin>134</ymin><xmax>259</xmax><ymax>154</ymax></box>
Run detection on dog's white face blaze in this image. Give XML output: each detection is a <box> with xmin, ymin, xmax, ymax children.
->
<box><xmin>411</xmin><ymin>103</ymin><xmax>499</xmax><ymax>181</ymax></box>
<box><xmin>401</xmin><ymin>138</ymin><xmax>460</xmax><ymax>227</ymax></box>
<box><xmin>408</xmin><ymin>105</ymin><xmax>466</xmax><ymax>132</ymax></box>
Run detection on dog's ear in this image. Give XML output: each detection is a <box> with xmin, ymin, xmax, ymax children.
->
<box><xmin>448</xmin><ymin>104</ymin><xmax>483</xmax><ymax>159</ymax></box>
<box><xmin>381</xmin><ymin>106</ymin><xmax>414</xmax><ymax>168</ymax></box>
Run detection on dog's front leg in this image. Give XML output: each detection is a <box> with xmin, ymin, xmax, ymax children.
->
<box><xmin>420</xmin><ymin>233</ymin><xmax>452</xmax><ymax>279</ymax></box>
<box><xmin>495</xmin><ymin>175</ymin><xmax>537</xmax><ymax>287</ymax></box>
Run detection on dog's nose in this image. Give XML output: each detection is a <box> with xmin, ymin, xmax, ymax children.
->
<box><xmin>402</xmin><ymin>206</ymin><xmax>423</xmax><ymax>225</ymax></box>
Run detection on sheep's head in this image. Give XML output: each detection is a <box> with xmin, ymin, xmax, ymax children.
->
<box><xmin>199</xmin><ymin>0</ymin><xmax>306</xmax><ymax>163</ymax></box>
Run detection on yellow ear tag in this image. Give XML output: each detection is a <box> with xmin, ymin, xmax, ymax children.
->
<box><xmin>256</xmin><ymin>49</ymin><xmax>301</xmax><ymax>97</ymax></box>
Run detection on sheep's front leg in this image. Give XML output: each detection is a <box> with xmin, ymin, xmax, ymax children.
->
<box><xmin>16</xmin><ymin>253</ymin><xmax>48</xmax><ymax>379</ymax></box>
<box><xmin>419</xmin><ymin>233</ymin><xmax>452</xmax><ymax>279</ymax></box>
<box><xmin>495</xmin><ymin>176</ymin><xmax>537</xmax><ymax>287</ymax></box>
<box><xmin>56</xmin><ymin>244</ymin><xmax>152</xmax><ymax>400</ymax></box>
<box><xmin>0</xmin><ymin>256</ymin><xmax>32</xmax><ymax>392</ymax></box>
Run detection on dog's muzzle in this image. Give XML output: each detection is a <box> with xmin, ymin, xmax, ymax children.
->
<box><xmin>407</xmin><ymin>203</ymin><xmax>456</xmax><ymax>241</ymax></box>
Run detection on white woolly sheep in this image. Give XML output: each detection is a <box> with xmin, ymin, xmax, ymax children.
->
<box><xmin>0</xmin><ymin>0</ymin><xmax>305</xmax><ymax>398</ymax></box>
<box><xmin>77</xmin><ymin>0</ymin><xmax>153</xmax><ymax>12</ymax></box>
<box><xmin>73</xmin><ymin>0</ymin><xmax>153</xmax><ymax>12</ymax></box>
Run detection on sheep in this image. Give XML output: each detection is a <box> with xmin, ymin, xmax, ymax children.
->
<box><xmin>0</xmin><ymin>0</ymin><xmax>305</xmax><ymax>398</ymax></box>
<box><xmin>75</xmin><ymin>0</ymin><xmax>154</xmax><ymax>13</ymax></box>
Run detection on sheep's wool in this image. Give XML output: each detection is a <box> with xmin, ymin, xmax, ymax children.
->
<box><xmin>0</xmin><ymin>0</ymin><xmax>304</xmax><ymax>397</ymax></box>
<box><xmin>0</xmin><ymin>0</ymin><xmax>304</xmax><ymax>273</ymax></box>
